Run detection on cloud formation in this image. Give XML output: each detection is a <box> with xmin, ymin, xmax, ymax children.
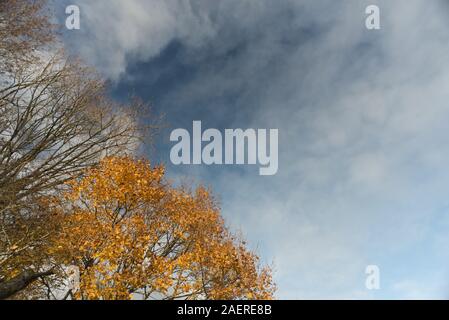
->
<box><xmin>62</xmin><ymin>0</ymin><xmax>449</xmax><ymax>298</ymax></box>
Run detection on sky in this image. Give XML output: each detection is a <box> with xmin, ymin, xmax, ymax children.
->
<box><xmin>53</xmin><ymin>0</ymin><xmax>449</xmax><ymax>299</ymax></box>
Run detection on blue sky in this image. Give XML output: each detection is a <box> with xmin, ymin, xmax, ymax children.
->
<box><xmin>54</xmin><ymin>0</ymin><xmax>449</xmax><ymax>299</ymax></box>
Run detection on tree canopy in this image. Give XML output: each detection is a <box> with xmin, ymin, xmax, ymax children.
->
<box><xmin>0</xmin><ymin>0</ymin><xmax>275</xmax><ymax>300</ymax></box>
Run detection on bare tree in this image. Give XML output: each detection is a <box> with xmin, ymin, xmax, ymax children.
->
<box><xmin>0</xmin><ymin>0</ymin><xmax>55</xmax><ymax>74</ymax></box>
<box><xmin>0</xmin><ymin>57</ymin><xmax>144</xmax><ymax>202</ymax></box>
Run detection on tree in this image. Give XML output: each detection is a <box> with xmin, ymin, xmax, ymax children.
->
<box><xmin>0</xmin><ymin>0</ymin><xmax>150</xmax><ymax>298</ymax></box>
<box><xmin>0</xmin><ymin>58</ymin><xmax>150</xmax><ymax>298</ymax></box>
<box><xmin>0</xmin><ymin>1</ymin><xmax>275</xmax><ymax>300</ymax></box>
<box><xmin>0</xmin><ymin>56</ymin><xmax>149</xmax><ymax>298</ymax></box>
<box><xmin>49</xmin><ymin>156</ymin><xmax>275</xmax><ymax>300</ymax></box>
<box><xmin>0</xmin><ymin>0</ymin><xmax>55</xmax><ymax>73</ymax></box>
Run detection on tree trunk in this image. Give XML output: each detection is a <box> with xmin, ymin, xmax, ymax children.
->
<box><xmin>0</xmin><ymin>269</ymin><xmax>53</xmax><ymax>300</ymax></box>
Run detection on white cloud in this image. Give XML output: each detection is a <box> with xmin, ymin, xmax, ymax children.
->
<box><xmin>64</xmin><ymin>0</ymin><xmax>449</xmax><ymax>298</ymax></box>
<box><xmin>70</xmin><ymin>0</ymin><xmax>220</xmax><ymax>79</ymax></box>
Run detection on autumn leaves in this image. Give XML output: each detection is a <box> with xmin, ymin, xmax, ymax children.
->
<box><xmin>0</xmin><ymin>0</ymin><xmax>275</xmax><ymax>300</ymax></box>
<box><xmin>50</xmin><ymin>157</ymin><xmax>274</xmax><ymax>300</ymax></box>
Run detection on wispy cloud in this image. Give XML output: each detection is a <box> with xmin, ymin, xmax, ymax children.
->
<box><xmin>60</xmin><ymin>0</ymin><xmax>449</xmax><ymax>298</ymax></box>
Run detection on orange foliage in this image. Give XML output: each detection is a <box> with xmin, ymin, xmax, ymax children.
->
<box><xmin>53</xmin><ymin>157</ymin><xmax>275</xmax><ymax>300</ymax></box>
